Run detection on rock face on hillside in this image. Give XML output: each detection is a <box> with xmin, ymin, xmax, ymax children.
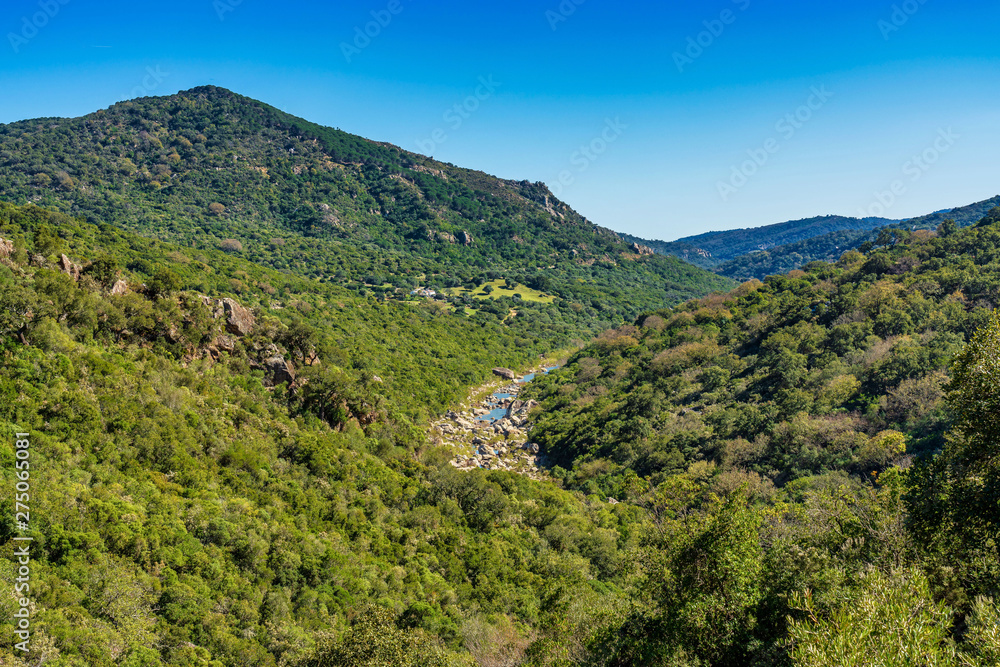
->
<box><xmin>0</xmin><ymin>237</ymin><xmax>13</xmax><ymax>259</ymax></box>
<box><xmin>631</xmin><ymin>242</ymin><xmax>654</xmax><ymax>256</ymax></box>
<box><xmin>60</xmin><ymin>254</ymin><xmax>82</xmax><ymax>280</ymax></box>
<box><xmin>265</xmin><ymin>355</ymin><xmax>295</xmax><ymax>386</ymax></box>
<box><xmin>110</xmin><ymin>280</ymin><xmax>129</xmax><ymax>295</ymax></box>
<box><xmin>220</xmin><ymin>298</ymin><xmax>255</xmax><ymax>336</ymax></box>
<box><xmin>493</xmin><ymin>367</ymin><xmax>516</xmax><ymax>380</ymax></box>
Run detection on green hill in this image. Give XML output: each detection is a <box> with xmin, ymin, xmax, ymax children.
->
<box><xmin>627</xmin><ymin>196</ymin><xmax>1000</xmax><ymax>281</ymax></box>
<box><xmin>622</xmin><ymin>214</ymin><xmax>898</xmax><ymax>271</ymax></box>
<box><xmin>0</xmin><ymin>86</ymin><xmax>731</xmax><ymax>341</ymax></box>
<box><xmin>524</xmin><ymin>210</ymin><xmax>1000</xmax><ymax>663</ymax></box>
<box><xmin>0</xmin><ymin>201</ymin><xmax>644</xmax><ymax>665</ymax></box>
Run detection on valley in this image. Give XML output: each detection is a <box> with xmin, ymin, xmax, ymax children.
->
<box><xmin>0</xmin><ymin>88</ymin><xmax>998</xmax><ymax>667</ymax></box>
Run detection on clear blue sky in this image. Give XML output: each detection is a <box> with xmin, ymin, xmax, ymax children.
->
<box><xmin>1</xmin><ymin>0</ymin><xmax>998</xmax><ymax>240</ymax></box>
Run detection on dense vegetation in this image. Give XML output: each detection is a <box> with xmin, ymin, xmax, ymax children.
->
<box><xmin>0</xmin><ymin>86</ymin><xmax>731</xmax><ymax>340</ymax></box>
<box><xmin>1</xmin><ymin>84</ymin><xmax>999</xmax><ymax>665</ymax></box>
<box><xmin>0</xmin><ymin>201</ymin><xmax>653</xmax><ymax>665</ymax></box>
<box><xmin>523</xmin><ymin>211</ymin><xmax>1000</xmax><ymax>663</ymax></box>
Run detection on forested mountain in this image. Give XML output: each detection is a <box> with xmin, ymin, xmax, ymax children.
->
<box><xmin>1</xmin><ymin>84</ymin><xmax>999</xmax><ymax>667</ymax></box>
<box><xmin>518</xmin><ymin>209</ymin><xmax>1000</xmax><ymax>664</ymax></box>
<box><xmin>628</xmin><ymin>196</ymin><xmax>1000</xmax><ymax>282</ymax></box>
<box><xmin>0</xmin><ymin>86</ymin><xmax>730</xmax><ymax>339</ymax></box>
<box><xmin>622</xmin><ymin>214</ymin><xmax>898</xmax><ymax>271</ymax></box>
<box><xmin>0</xmin><ymin>201</ymin><xmax>645</xmax><ymax>665</ymax></box>
<box><xmin>713</xmin><ymin>195</ymin><xmax>1000</xmax><ymax>281</ymax></box>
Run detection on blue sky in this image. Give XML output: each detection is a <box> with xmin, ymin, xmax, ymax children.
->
<box><xmin>1</xmin><ymin>0</ymin><xmax>998</xmax><ymax>240</ymax></box>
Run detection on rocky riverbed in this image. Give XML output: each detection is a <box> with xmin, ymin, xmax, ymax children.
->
<box><xmin>431</xmin><ymin>366</ymin><xmax>554</xmax><ymax>480</ymax></box>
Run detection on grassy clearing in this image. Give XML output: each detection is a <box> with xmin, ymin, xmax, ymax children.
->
<box><xmin>444</xmin><ymin>279</ymin><xmax>556</xmax><ymax>303</ymax></box>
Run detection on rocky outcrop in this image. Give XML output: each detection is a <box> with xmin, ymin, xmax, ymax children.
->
<box><xmin>110</xmin><ymin>280</ymin><xmax>129</xmax><ymax>295</ymax></box>
<box><xmin>59</xmin><ymin>254</ymin><xmax>82</xmax><ymax>280</ymax></box>
<box><xmin>265</xmin><ymin>355</ymin><xmax>295</xmax><ymax>386</ymax></box>
<box><xmin>427</xmin><ymin>229</ymin><xmax>457</xmax><ymax>243</ymax></box>
<box><xmin>492</xmin><ymin>367</ymin><xmax>516</xmax><ymax>380</ymax></box>
<box><xmin>220</xmin><ymin>298</ymin><xmax>255</xmax><ymax>336</ymax></box>
<box><xmin>0</xmin><ymin>237</ymin><xmax>13</xmax><ymax>259</ymax></box>
<box><xmin>630</xmin><ymin>242</ymin><xmax>654</xmax><ymax>256</ymax></box>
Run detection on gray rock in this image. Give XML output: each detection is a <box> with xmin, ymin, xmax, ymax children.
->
<box><xmin>492</xmin><ymin>367</ymin><xmax>516</xmax><ymax>380</ymax></box>
<box><xmin>59</xmin><ymin>254</ymin><xmax>82</xmax><ymax>280</ymax></box>
<box><xmin>265</xmin><ymin>355</ymin><xmax>296</xmax><ymax>386</ymax></box>
<box><xmin>110</xmin><ymin>279</ymin><xmax>129</xmax><ymax>295</ymax></box>
<box><xmin>221</xmin><ymin>298</ymin><xmax>255</xmax><ymax>336</ymax></box>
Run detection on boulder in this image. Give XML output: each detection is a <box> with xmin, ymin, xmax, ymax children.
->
<box><xmin>59</xmin><ymin>254</ymin><xmax>82</xmax><ymax>280</ymax></box>
<box><xmin>0</xmin><ymin>237</ymin><xmax>13</xmax><ymax>259</ymax></box>
<box><xmin>265</xmin><ymin>355</ymin><xmax>296</xmax><ymax>386</ymax></box>
<box><xmin>213</xmin><ymin>335</ymin><xmax>236</xmax><ymax>353</ymax></box>
<box><xmin>630</xmin><ymin>242</ymin><xmax>654</xmax><ymax>256</ymax></box>
<box><xmin>492</xmin><ymin>367</ymin><xmax>516</xmax><ymax>380</ymax></box>
<box><xmin>221</xmin><ymin>298</ymin><xmax>255</xmax><ymax>336</ymax></box>
<box><xmin>110</xmin><ymin>279</ymin><xmax>129</xmax><ymax>295</ymax></box>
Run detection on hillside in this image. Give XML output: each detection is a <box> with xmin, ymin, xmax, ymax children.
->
<box><xmin>622</xmin><ymin>214</ymin><xmax>897</xmax><ymax>270</ymax></box>
<box><xmin>0</xmin><ymin>86</ymin><xmax>731</xmax><ymax>340</ymax></box>
<box><xmin>522</xmin><ymin>209</ymin><xmax>1000</xmax><ymax>663</ymax></box>
<box><xmin>0</xmin><ymin>201</ymin><xmax>650</xmax><ymax>666</ymax></box>
<box><xmin>627</xmin><ymin>196</ymin><xmax>1000</xmax><ymax>282</ymax></box>
<box><xmin>0</xmin><ymin>201</ymin><xmax>998</xmax><ymax>665</ymax></box>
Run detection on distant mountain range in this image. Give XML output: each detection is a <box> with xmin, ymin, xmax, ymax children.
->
<box><xmin>626</xmin><ymin>195</ymin><xmax>1000</xmax><ymax>281</ymax></box>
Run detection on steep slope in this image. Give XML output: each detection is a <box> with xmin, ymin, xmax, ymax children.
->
<box><xmin>0</xmin><ymin>202</ymin><xmax>640</xmax><ymax>665</ymax></box>
<box><xmin>528</xmin><ymin>208</ymin><xmax>1000</xmax><ymax>492</ymax></box>
<box><xmin>514</xmin><ymin>208</ymin><xmax>1000</xmax><ymax>664</ymax></box>
<box><xmin>0</xmin><ymin>86</ymin><xmax>731</xmax><ymax>338</ymax></box>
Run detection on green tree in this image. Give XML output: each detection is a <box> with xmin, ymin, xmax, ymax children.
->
<box><xmin>147</xmin><ymin>267</ymin><xmax>182</xmax><ymax>299</ymax></box>
<box><xmin>304</xmin><ymin>607</ymin><xmax>471</xmax><ymax>667</ymax></box>
<box><xmin>789</xmin><ymin>569</ymin><xmax>960</xmax><ymax>667</ymax></box>
<box><xmin>907</xmin><ymin>309</ymin><xmax>1000</xmax><ymax>593</ymax></box>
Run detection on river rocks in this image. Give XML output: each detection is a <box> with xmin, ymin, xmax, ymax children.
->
<box><xmin>433</xmin><ymin>365</ymin><xmax>560</xmax><ymax>480</ymax></box>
